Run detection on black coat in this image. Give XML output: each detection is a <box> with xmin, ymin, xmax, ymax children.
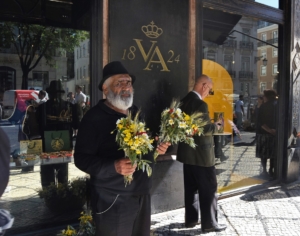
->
<box><xmin>74</xmin><ymin>100</ymin><xmax>154</xmax><ymax>195</ymax></box>
<box><xmin>177</xmin><ymin>92</ymin><xmax>218</xmax><ymax>167</ymax></box>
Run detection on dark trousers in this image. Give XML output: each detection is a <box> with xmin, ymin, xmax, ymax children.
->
<box><xmin>183</xmin><ymin>164</ymin><xmax>218</xmax><ymax>229</ymax></box>
<box><xmin>40</xmin><ymin>163</ymin><xmax>68</xmax><ymax>187</ymax></box>
<box><xmin>91</xmin><ymin>187</ymin><xmax>151</xmax><ymax>236</ymax></box>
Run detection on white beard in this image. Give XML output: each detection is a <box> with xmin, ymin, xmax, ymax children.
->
<box><xmin>106</xmin><ymin>88</ymin><xmax>134</xmax><ymax>110</ymax></box>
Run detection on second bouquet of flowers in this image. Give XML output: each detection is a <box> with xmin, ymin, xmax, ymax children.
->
<box><xmin>154</xmin><ymin>99</ymin><xmax>207</xmax><ymax>159</ymax></box>
<box><xmin>112</xmin><ymin>111</ymin><xmax>154</xmax><ymax>186</ymax></box>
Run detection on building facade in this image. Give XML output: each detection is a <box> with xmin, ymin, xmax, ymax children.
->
<box><xmin>2</xmin><ymin>0</ymin><xmax>299</xmax><ymax>234</ymax></box>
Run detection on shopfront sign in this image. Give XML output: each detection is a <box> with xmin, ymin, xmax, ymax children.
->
<box><xmin>109</xmin><ymin>0</ymin><xmax>189</xmax><ymax>134</ymax></box>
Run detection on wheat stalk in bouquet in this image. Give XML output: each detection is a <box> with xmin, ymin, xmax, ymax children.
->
<box><xmin>154</xmin><ymin>99</ymin><xmax>207</xmax><ymax>160</ymax></box>
<box><xmin>112</xmin><ymin>111</ymin><xmax>154</xmax><ymax>186</ymax></box>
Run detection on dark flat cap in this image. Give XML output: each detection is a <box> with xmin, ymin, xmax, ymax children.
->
<box><xmin>98</xmin><ymin>61</ymin><xmax>136</xmax><ymax>91</ymax></box>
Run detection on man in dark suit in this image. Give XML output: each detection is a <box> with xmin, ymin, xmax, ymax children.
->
<box><xmin>177</xmin><ymin>74</ymin><xmax>227</xmax><ymax>232</ymax></box>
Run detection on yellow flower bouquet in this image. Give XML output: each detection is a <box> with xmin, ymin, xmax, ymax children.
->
<box><xmin>154</xmin><ymin>99</ymin><xmax>207</xmax><ymax>159</ymax></box>
<box><xmin>113</xmin><ymin>111</ymin><xmax>154</xmax><ymax>186</ymax></box>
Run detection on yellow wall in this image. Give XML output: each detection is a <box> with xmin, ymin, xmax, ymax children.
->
<box><xmin>203</xmin><ymin>59</ymin><xmax>233</xmax><ymax>133</ymax></box>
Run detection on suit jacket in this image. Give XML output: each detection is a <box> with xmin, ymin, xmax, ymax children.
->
<box><xmin>177</xmin><ymin>92</ymin><xmax>218</xmax><ymax>167</ymax></box>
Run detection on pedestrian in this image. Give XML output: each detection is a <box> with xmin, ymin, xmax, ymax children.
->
<box><xmin>74</xmin><ymin>61</ymin><xmax>170</xmax><ymax>236</ymax></box>
<box><xmin>67</xmin><ymin>92</ymin><xmax>76</xmax><ymax>104</ymax></box>
<box><xmin>73</xmin><ymin>86</ymin><xmax>86</xmax><ymax>138</ymax></box>
<box><xmin>33</xmin><ymin>90</ymin><xmax>47</xmax><ymax>107</ymax></box>
<box><xmin>176</xmin><ymin>74</ymin><xmax>227</xmax><ymax>232</ymax></box>
<box><xmin>38</xmin><ymin>90</ymin><xmax>47</xmax><ymax>105</ymax></box>
<box><xmin>256</xmin><ymin>90</ymin><xmax>277</xmax><ymax>177</ymax></box>
<box><xmin>234</xmin><ymin>95</ymin><xmax>244</xmax><ymax>130</ymax></box>
<box><xmin>74</xmin><ymin>85</ymin><xmax>86</xmax><ymax>108</ymax></box>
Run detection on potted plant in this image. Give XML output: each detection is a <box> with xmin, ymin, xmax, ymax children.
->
<box><xmin>38</xmin><ymin>177</ymin><xmax>87</xmax><ymax>212</ymax></box>
<box><xmin>58</xmin><ymin>211</ymin><xmax>95</xmax><ymax>236</ymax></box>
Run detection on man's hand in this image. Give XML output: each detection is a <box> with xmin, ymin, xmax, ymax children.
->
<box><xmin>114</xmin><ymin>158</ymin><xmax>137</xmax><ymax>176</ymax></box>
<box><xmin>156</xmin><ymin>140</ymin><xmax>171</xmax><ymax>155</ymax></box>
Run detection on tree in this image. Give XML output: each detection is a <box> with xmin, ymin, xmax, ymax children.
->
<box><xmin>0</xmin><ymin>22</ymin><xmax>88</xmax><ymax>89</ymax></box>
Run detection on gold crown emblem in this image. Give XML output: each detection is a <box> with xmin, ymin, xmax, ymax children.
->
<box><xmin>141</xmin><ymin>21</ymin><xmax>163</xmax><ymax>38</ymax></box>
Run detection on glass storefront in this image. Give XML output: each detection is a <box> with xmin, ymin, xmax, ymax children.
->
<box><xmin>0</xmin><ymin>21</ymin><xmax>90</xmax><ymax>232</ymax></box>
<box><xmin>202</xmin><ymin>8</ymin><xmax>279</xmax><ymax>193</ymax></box>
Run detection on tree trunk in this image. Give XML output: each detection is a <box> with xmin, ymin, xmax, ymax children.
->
<box><xmin>21</xmin><ymin>70</ymin><xmax>29</xmax><ymax>89</ymax></box>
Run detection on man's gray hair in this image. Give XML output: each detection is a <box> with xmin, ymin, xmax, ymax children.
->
<box><xmin>103</xmin><ymin>77</ymin><xmax>112</xmax><ymax>88</ymax></box>
<box><xmin>195</xmin><ymin>74</ymin><xmax>212</xmax><ymax>84</ymax></box>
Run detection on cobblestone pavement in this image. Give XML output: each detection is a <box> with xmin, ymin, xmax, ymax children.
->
<box><xmin>151</xmin><ymin>181</ymin><xmax>300</xmax><ymax>236</ymax></box>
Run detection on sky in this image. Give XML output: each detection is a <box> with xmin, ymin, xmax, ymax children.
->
<box><xmin>255</xmin><ymin>0</ymin><xmax>278</xmax><ymax>8</ymax></box>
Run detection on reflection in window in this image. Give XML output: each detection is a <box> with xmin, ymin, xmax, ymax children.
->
<box><xmin>242</xmin><ymin>28</ymin><xmax>250</xmax><ymax>42</ymax></box>
<box><xmin>202</xmin><ymin>7</ymin><xmax>279</xmax><ymax>197</ymax></box>
<box><xmin>261</xmin><ymin>65</ymin><xmax>267</xmax><ymax>76</ymax></box>
<box><xmin>241</xmin><ymin>57</ymin><xmax>250</xmax><ymax>71</ymax></box>
<box><xmin>260</xmin><ymin>82</ymin><xmax>267</xmax><ymax>93</ymax></box>
<box><xmin>0</xmin><ymin>20</ymin><xmax>90</xmax><ymax>233</ymax></box>
<box><xmin>261</xmin><ymin>49</ymin><xmax>267</xmax><ymax>58</ymax></box>
<box><xmin>29</xmin><ymin>71</ymin><xmax>49</xmax><ymax>90</ymax></box>
<box><xmin>207</xmin><ymin>50</ymin><xmax>216</xmax><ymax>61</ymax></box>
<box><xmin>273</xmin><ymin>48</ymin><xmax>278</xmax><ymax>57</ymax></box>
<box><xmin>224</xmin><ymin>55</ymin><xmax>233</xmax><ymax>71</ymax></box>
<box><xmin>272</xmin><ymin>64</ymin><xmax>278</xmax><ymax>75</ymax></box>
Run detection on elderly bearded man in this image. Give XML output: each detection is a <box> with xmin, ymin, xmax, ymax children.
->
<box><xmin>74</xmin><ymin>61</ymin><xmax>170</xmax><ymax>236</ymax></box>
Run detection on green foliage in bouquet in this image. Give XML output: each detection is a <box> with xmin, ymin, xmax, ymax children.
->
<box><xmin>154</xmin><ymin>99</ymin><xmax>207</xmax><ymax>159</ymax></box>
<box><xmin>38</xmin><ymin>177</ymin><xmax>87</xmax><ymax>212</ymax></box>
<box><xmin>112</xmin><ymin>111</ymin><xmax>154</xmax><ymax>186</ymax></box>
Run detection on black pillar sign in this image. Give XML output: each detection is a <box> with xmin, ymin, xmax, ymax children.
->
<box><xmin>109</xmin><ymin>0</ymin><xmax>189</xmax><ymax>134</ymax></box>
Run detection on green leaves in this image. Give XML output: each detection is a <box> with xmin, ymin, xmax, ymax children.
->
<box><xmin>113</xmin><ymin>111</ymin><xmax>154</xmax><ymax>186</ymax></box>
<box><xmin>157</xmin><ymin>99</ymin><xmax>207</xmax><ymax>151</ymax></box>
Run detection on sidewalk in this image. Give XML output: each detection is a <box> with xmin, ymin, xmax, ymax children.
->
<box><xmin>150</xmin><ymin>180</ymin><xmax>300</xmax><ymax>236</ymax></box>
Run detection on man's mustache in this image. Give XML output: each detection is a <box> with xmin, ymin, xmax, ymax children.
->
<box><xmin>119</xmin><ymin>90</ymin><xmax>132</xmax><ymax>95</ymax></box>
